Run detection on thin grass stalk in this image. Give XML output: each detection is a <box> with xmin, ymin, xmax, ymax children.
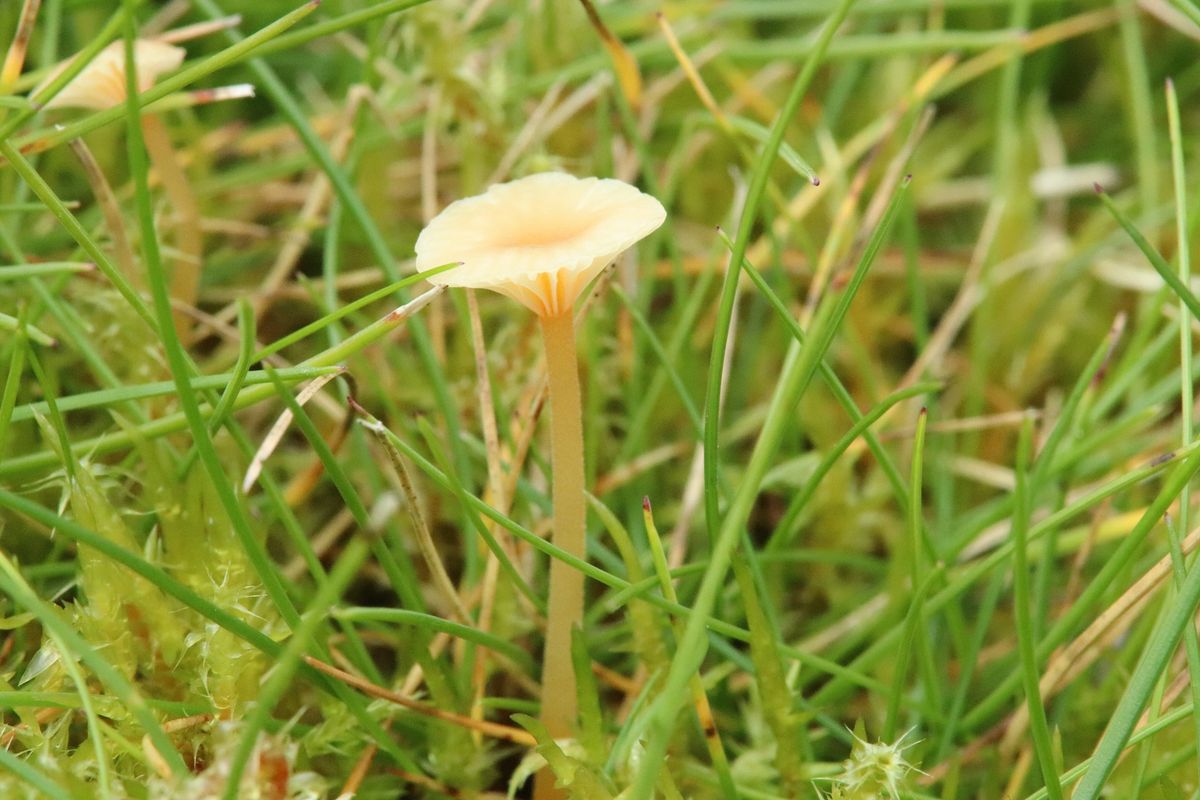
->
<box><xmin>118</xmin><ymin>9</ymin><xmax>303</xmax><ymax>635</ymax></box>
<box><xmin>13</xmin><ymin>2</ymin><xmax>316</xmax><ymax>153</ymax></box>
<box><xmin>372</xmin><ymin>421</ymin><xmax>901</xmax><ymax>697</ymax></box>
<box><xmin>0</xmin><ymin>747</ymin><xmax>69</xmax><ymax>799</ymax></box>
<box><xmin>1012</xmin><ymin>417</ymin><xmax>1065</xmax><ymax>800</ymax></box>
<box><xmin>0</xmin><ymin>287</ymin><xmax>444</xmax><ymax>479</ymax></box>
<box><xmin>0</xmin><ymin>326</ymin><xmax>28</xmax><ymax>457</ymax></box>
<box><xmin>67</xmin><ymin>137</ymin><xmax>139</xmax><ymax>285</ymax></box>
<box><xmin>466</xmin><ymin>287</ymin><xmax>512</xmax><ymax>730</ymax></box>
<box><xmin>632</xmin><ymin>175</ymin><xmax>906</xmax><ymax>800</ymax></box>
<box><xmin>0</xmin><ymin>139</ymin><xmax>157</xmax><ymax>330</ymax></box>
<box><xmin>194</xmin><ymin>0</ymin><xmax>472</xmax><ymax>487</ymax></box>
<box><xmin>641</xmin><ymin>499</ymin><xmax>738</xmax><ymax>797</ymax></box>
<box><xmin>813</xmin><ymin>318</ymin><xmax>1137</xmax><ymax>711</ymax></box>
<box><xmin>701</xmin><ymin>0</ymin><xmax>858</xmax><ymax>555</ymax></box>
<box><xmin>1071</xmin><ymin>462</ymin><xmax>1200</xmax><ymax>799</ymax></box>
<box><xmin>1165</xmin><ymin>75</ymin><xmax>1200</xmax><ymax>781</ymax></box>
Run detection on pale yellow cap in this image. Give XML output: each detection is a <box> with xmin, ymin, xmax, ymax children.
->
<box><xmin>36</xmin><ymin>39</ymin><xmax>185</xmax><ymax>110</ymax></box>
<box><xmin>415</xmin><ymin>172</ymin><xmax>666</xmax><ymax>317</ymax></box>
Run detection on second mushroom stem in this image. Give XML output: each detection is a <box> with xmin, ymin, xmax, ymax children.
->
<box><xmin>538</xmin><ymin>307</ymin><xmax>586</xmax><ymax>745</ymax></box>
<box><xmin>140</xmin><ymin>112</ymin><xmax>201</xmax><ymax>337</ymax></box>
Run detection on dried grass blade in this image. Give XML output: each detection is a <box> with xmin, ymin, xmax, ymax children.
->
<box><xmin>243</xmin><ymin>368</ymin><xmax>346</xmax><ymax>492</ymax></box>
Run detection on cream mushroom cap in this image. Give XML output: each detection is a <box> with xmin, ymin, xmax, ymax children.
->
<box><xmin>36</xmin><ymin>39</ymin><xmax>185</xmax><ymax>111</ymax></box>
<box><xmin>414</xmin><ymin>172</ymin><xmax>667</xmax><ymax>317</ymax></box>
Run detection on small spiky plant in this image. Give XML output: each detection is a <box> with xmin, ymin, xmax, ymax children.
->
<box><xmin>823</xmin><ymin>727</ymin><xmax>918</xmax><ymax>800</ymax></box>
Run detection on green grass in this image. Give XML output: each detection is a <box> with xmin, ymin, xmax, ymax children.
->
<box><xmin>1</xmin><ymin>0</ymin><xmax>1200</xmax><ymax>798</ymax></box>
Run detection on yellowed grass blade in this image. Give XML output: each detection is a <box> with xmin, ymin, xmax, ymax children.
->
<box><xmin>0</xmin><ymin>0</ymin><xmax>41</xmax><ymax>94</ymax></box>
<box><xmin>577</xmin><ymin>0</ymin><xmax>641</xmax><ymax>110</ymax></box>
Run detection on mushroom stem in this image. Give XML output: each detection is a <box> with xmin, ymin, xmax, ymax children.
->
<box><xmin>140</xmin><ymin>112</ymin><xmax>201</xmax><ymax>337</ymax></box>
<box><xmin>537</xmin><ymin>307</ymin><xmax>586</xmax><ymax>758</ymax></box>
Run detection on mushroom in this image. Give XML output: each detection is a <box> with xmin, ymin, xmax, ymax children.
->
<box><xmin>415</xmin><ymin>171</ymin><xmax>665</xmax><ymax>764</ymax></box>
<box><xmin>36</xmin><ymin>39</ymin><xmax>185</xmax><ymax>111</ymax></box>
<box><xmin>34</xmin><ymin>39</ymin><xmax>201</xmax><ymax>334</ymax></box>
